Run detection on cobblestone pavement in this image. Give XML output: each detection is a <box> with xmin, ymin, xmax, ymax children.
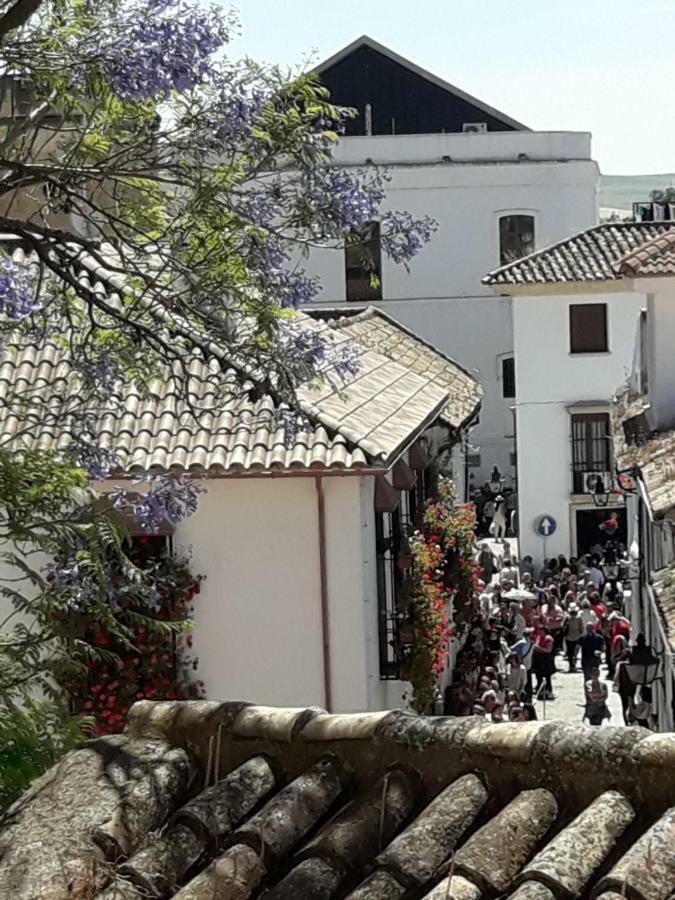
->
<box><xmin>532</xmin><ymin>659</ymin><xmax>625</xmax><ymax>726</ymax></box>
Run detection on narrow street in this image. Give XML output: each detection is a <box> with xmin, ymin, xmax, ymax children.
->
<box><xmin>532</xmin><ymin>662</ymin><xmax>625</xmax><ymax>726</ymax></box>
<box><xmin>483</xmin><ymin>535</ymin><xmax>626</xmax><ymax>727</ymax></box>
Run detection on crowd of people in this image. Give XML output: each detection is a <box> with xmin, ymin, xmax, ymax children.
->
<box><xmin>445</xmin><ymin>537</ymin><xmax>655</xmax><ymax>728</ymax></box>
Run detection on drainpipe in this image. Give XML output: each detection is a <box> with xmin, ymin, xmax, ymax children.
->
<box><xmin>315</xmin><ymin>476</ymin><xmax>333</xmax><ymax>712</ymax></box>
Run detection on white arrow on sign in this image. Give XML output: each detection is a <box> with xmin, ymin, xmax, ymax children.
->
<box><xmin>540</xmin><ymin>517</ymin><xmax>554</xmax><ymax>536</ymax></box>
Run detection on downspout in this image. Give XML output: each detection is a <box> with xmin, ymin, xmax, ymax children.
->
<box><xmin>315</xmin><ymin>476</ymin><xmax>333</xmax><ymax>712</ymax></box>
<box><xmin>463</xmin><ymin>431</ymin><xmax>470</xmax><ymax>503</ymax></box>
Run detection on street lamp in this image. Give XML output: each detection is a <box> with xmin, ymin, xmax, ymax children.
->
<box><xmin>589</xmin><ymin>466</ymin><xmax>640</xmax><ymax>508</ymax></box>
<box><xmin>585</xmin><ymin>472</ymin><xmax>610</xmax><ymax>507</ymax></box>
<box><xmin>625</xmin><ymin>644</ymin><xmax>661</xmax><ymax>687</ymax></box>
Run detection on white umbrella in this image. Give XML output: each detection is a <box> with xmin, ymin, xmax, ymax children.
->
<box><xmin>503</xmin><ymin>589</ymin><xmax>537</xmax><ymax>601</ymax></box>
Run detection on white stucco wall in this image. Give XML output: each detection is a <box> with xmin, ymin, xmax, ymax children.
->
<box><xmin>513</xmin><ymin>290</ymin><xmax>645</xmax><ymax>563</ymax></box>
<box><xmin>175</xmin><ymin>474</ymin><xmax>385</xmax><ymax>712</ymax></box>
<box><xmin>0</xmin><ymin>472</ymin><xmax>402</xmax><ymax>714</ymax></box>
<box><xmin>646</xmin><ymin>289</ymin><xmax>675</xmax><ymax>431</ymax></box>
<box><xmin>177</xmin><ymin>477</ymin><xmax>325</xmax><ymax>708</ymax></box>
<box><xmin>303</xmin><ymin>131</ymin><xmax>599</xmax><ymax>485</ymax></box>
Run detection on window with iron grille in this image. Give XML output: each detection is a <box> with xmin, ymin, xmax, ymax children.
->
<box><xmin>502</xmin><ymin>356</ymin><xmax>515</xmax><ymax>398</ymax></box>
<box><xmin>346</xmin><ymin>221</ymin><xmax>382</xmax><ymax>301</ymax></box>
<box><xmin>570</xmin><ymin>413</ymin><xmax>611</xmax><ymax>494</ymax></box>
<box><xmin>499</xmin><ymin>215</ymin><xmax>535</xmax><ymax>266</ymax></box>
<box><xmin>375</xmin><ymin>468</ymin><xmax>434</xmax><ymax>679</ymax></box>
<box><xmin>569</xmin><ymin>304</ymin><xmax>608</xmax><ymax>354</ymax></box>
<box><xmin>375</xmin><ymin>509</ymin><xmax>402</xmax><ymax>679</ymax></box>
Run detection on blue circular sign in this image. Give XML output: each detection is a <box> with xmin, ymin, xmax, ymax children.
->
<box><xmin>534</xmin><ymin>514</ymin><xmax>557</xmax><ymax>537</ymax></box>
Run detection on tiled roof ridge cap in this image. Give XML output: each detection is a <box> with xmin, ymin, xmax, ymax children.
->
<box><xmin>482</xmin><ymin>220</ymin><xmax>675</xmax><ymax>285</ymax></box>
<box><xmin>125</xmin><ymin>701</ymin><xmax>675</xmax><ymax>777</ymax></box>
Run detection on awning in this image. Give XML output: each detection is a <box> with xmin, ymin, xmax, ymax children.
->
<box><xmin>408</xmin><ymin>440</ymin><xmax>429</xmax><ymax>471</ymax></box>
<box><xmin>375</xmin><ymin>475</ymin><xmax>400</xmax><ymax>513</ymax></box>
<box><xmin>392</xmin><ymin>459</ymin><xmax>416</xmax><ymax>491</ymax></box>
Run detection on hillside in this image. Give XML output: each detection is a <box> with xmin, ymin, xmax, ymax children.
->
<box><xmin>601</xmin><ymin>173</ymin><xmax>675</xmax><ymax>212</ymax></box>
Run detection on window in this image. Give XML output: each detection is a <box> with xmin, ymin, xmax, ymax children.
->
<box><xmin>570</xmin><ymin>412</ymin><xmax>611</xmax><ymax>493</ymax></box>
<box><xmin>510</xmin><ymin>452</ymin><xmax>517</xmax><ymax>467</ymax></box>
<box><xmin>499</xmin><ymin>214</ymin><xmax>535</xmax><ymax>265</ymax></box>
<box><xmin>346</xmin><ymin>222</ymin><xmax>382</xmax><ymax>301</ymax></box>
<box><xmin>569</xmin><ymin>304</ymin><xmax>608</xmax><ymax>354</ymax></box>
<box><xmin>375</xmin><ymin>509</ymin><xmax>401</xmax><ymax>679</ymax></box>
<box><xmin>502</xmin><ymin>356</ymin><xmax>515</xmax><ymax>398</ymax></box>
<box><xmin>466</xmin><ymin>453</ymin><xmax>481</xmax><ymax>468</ymax></box>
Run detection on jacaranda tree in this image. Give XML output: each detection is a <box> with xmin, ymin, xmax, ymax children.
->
<box><xmin>0</xmin><ymin>0</ymin><xmax>435</xmax><ymax>728</ymax></box>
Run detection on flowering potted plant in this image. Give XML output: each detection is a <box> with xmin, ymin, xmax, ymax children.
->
<box><xmin>396</xmin><ymin>479</ymin><xmax>478</xmax><ymax>713</ymax></box>
<box><xmin>53</xmin><ymin>548</ymin><xmax>205</xmax><ymax>735</ymax></box>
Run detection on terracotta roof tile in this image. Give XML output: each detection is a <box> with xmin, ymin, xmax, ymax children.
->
<box><xmin>6</xmin><ymin>702</ymin><xmax>675</xmax><ymax>899</ymax></box>
<box><xmin>0</xmin><ymin>298</ymin><xmax>456</xmax><ymax>478</ymax></box>
<box><xmin>484</xmin><ymin>222</ymin><xmax>675</xmax><ymax>286</ymax></box>
<box><xmin>618</xmin><ymin>229</ymin><xmax>675</xmax><ymax>277</ymax></box>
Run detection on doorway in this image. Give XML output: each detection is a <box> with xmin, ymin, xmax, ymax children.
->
<box><xmin>575</xmin><ymin>507</ymin><xmax>627</xmax><ymax>558</ymax></box>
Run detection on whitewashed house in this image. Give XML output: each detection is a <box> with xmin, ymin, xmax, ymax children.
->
<box><xmin>484</xmin><ymin>221</ymin><xmax>675</xmax><ymax>565</ymax></box>
<box><xmin>0</xmin><ymin>247</ymin><xmax>481</xmax><ymax>714</ymax></box>
<box><xmin>301</xmin><ymin>35</ymin><xmax>599</xmax><ymax>489</ymax></box>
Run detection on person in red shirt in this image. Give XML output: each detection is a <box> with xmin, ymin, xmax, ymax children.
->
<box><xmin>531</xmin><ymin>622</ymin><xmax>555</xmax><ymax>701</ymax></box>
<box><xmin>589</xmin><ymin>592</ymin><xmax>606</xmax><ymax>626</ymax></box>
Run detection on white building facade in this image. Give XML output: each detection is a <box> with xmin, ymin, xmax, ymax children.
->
<box><xmin>303</xmin><ymin>37</ymin><xmax>600</xmax><ymax>490</ymax></box>
<box><xmin>0</xmin><ymin>284</ymin><xmax>481</xmax><ymax>716</ymax></box>
<box><xmin>485</xmin><ymin>222</ymin><xmax>675</xmax><ymax>564</ymax></box>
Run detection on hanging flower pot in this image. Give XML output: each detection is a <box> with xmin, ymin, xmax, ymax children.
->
<box><xmin>397</xmin><ymin>550</ymin><xmax>413</xmax><ymax>570</ymax></box>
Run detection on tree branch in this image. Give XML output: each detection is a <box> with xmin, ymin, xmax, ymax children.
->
<box><xmin>0</xmin><ymin>0</ymin><xmax>44</xmax><ymax>39</ymax></box>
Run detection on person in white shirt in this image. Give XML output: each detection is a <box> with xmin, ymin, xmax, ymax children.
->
<box><xmin>579</xmin><ymin>598</ymin><xmax>598</xmax><ymax>630</ymax></box>
<box><xmin>510</xmin><ymin>602</ymin><xmax>526</xmax><ymax>640</ymax></box>
<box><xmin>510</xmin><ymin>628</ymin><xmax>534</xmax><ymax>699</ymax></box>
<box><xmin>506</xmin><ymin>652</ymin><xmax>527</xmax><ymax>699</ymax></box>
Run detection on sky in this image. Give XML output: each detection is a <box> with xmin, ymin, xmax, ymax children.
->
<box><xmin>227</xmin><ymin>0</ymin><xmax>675</xmax><ymax>176</ymax></box>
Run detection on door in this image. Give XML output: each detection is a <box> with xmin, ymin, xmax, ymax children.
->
<box><xmin>575</xmin><ymin>508</ymin><xmax>627</xmax><ymax>558</ymax></box>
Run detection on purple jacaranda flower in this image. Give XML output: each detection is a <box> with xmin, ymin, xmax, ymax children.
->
<box><xmin>0</xmin><ymin>256</ymin><xmax>39</xmax><ymax>320</ymax></box>
<box><xmin>104</xmin><ymin>0</ymin><xmax>231</xmax><ymax>102</ymax></box>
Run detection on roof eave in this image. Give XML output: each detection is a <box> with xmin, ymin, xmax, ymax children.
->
<box><xmin>484</xmin><ymin>279</ymin><xmax>628</xmax><ymax>296</ymax></box>
<box><xmin>375</xmin><ymin>393</ymin><xmax>450</xmax><ymax>470</ymax></box>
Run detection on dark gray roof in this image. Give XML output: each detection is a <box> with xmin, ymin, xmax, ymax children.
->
<box><xmin>484</xmin><ymin>221</ymin><xmax>675</xmax><ymax>287</ymax></box>
<box><xmin>4</xmin><ymin>701</ymin><xmax>675</xmax><ymax>899</ymax></box>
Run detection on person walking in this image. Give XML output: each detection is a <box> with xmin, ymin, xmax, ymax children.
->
<box><xmin>579</xmin><ymin>599</ymin><xmax>598</xmax><ymax>630</ymax></box>
<box><xmin>541</xmin><ymin>593</ymin><xmax>566</xmax><ymax>655</ymax></box>
<box><xmin>614</xmin><ymin>657</ymin><xmax>636</xmax><ymax>725</ymax></box>
<box><xmin>579</xmin><ymin>621</ymin><xmax>604</xmax><ymax>682</ymax></box>
<box><xmin>584</xmin><ymin>668</ymin><xmax>611</xmax><ymax>726</ymax></box>
<box><xmin>478</xmin><ymin>543</ymin><xmax>496</xmax><ymax>583</ymax></box>
<box><xmin>510</xmin><ymin>628</ymin><xmax>534</xmax><ymax>700</ymax></box>
<box><xmin>490</xmin><ymin>495</ymin><xmax>508</xmax><ymax>542</ymax></box>
<box><xmin>506</xmin><ymin>652</ymin><xmax>527</xmax><ymax>700</ymax></box>
<box><xmin>630</xmin><ymin>686</ymin><xmax>652</xmax><ymax>728</ymax></box>
<box><xmin>532</xmin><ymin>622</ymin><xmax>555</xmax><ymax>701</ymax></box>
<box><xmin>563</xmin><ymin>603</ymin><xmax>584</xmax><ymax>673</ymax></box>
